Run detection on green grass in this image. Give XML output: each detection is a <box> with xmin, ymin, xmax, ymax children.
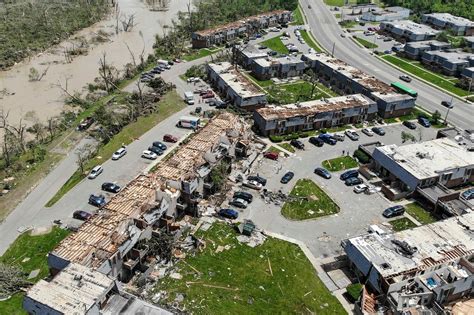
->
<box><xmin>45</xmin><ymin>90</ymin><xmax>186</xmax><ymax>207</ymax></box>
<box><xmin>346</xmin><ymin>283</ymin><xmax>363</xmax><ymax>301</ymax></box>
<box><xmin>322</xmin><ymin>156</ymin><xmax>358</xmax><ymax>172</ymax></box>
<box><xmin>182</xmin><ymin>47</ymin><xmax>222</xmax><ymax>61</ymax></box>
<box><xmin>261</xmin><ymin>35</ymin><xmax>289</xmax><ymax>54</ymax></box>
<box><xmin>339</xmin><ymin>20</ymin><xmax>357</xmax><ymax>28</ymax></box>
<box><xmin>300</xmin><ymin>30</ymin><xmax>323</xmax><ymax>52</ymax></box>
<box><xmin>266</xmin><ymin>146</ymin><xmax>284</xmax><ymax>154</ymax></box>
<box><xmin>282</xmin><ymin>179</ymin><xmax>340</xmax><ymax>220</ymax></box>
<box><xmin>267</xmin><ymin>81</ymin><xmax>332</xmax><ymax>104</ymax></box>
<box><xmin>335</xmin><ymin>13</ymin><xmax>341</xmax><ymax>19</ymax></box>
<box><xmin>0</xmin><ymin>293</ymin><xmax>27</xmax><ymax>315</ymax></box>
<box><xmin>353</xmin><ymin>36</ymin><xmax>378</xmax><ymax>49</ymax></box>
<box><xmin>152</xmin><ymin>223</ymin><xmax>346</xmax><ymax>314</ymax></box>
<box><xmin>389</xmin><ymin>217</ymin><xmax>417</xmax><ymax>231</ymax></box>
<box><xmin>382</xmin><ymin>55</ymin><xmax>470</xmax><ymax>97</ymax></box>
<box><xmin>277</xmin><ymin>142</ymin><xmax>296</xmax><ymax>153</ymax></box>
<box><xmin>292</xmin><ymin>5</ymin><xmax>305</xmax><ymax>25</ymax></box>
<box><xmin>405</xmin><ymin>203</ymin><xmax>437</xmax><ymax>225</ymax></box>
<box><xmin>324</xmin><ymin>0</ymin><xmax>345</xmax><ymax>6</ymax></box>
<box><xmin>247</xmin><ymin>74</ymin><xmax>274</xmax><ymax>88</ymax></box>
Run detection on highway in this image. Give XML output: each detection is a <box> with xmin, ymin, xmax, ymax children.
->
<box><xmin>301</xmin><ymin>0</ymin><xmax>473</xmax><ymax>129</ymax></box>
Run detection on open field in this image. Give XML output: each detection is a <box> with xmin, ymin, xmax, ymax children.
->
<box><xmin>405</xmin><ymin>202</ymin><xmax>437</xmax><ymax>225</ymax></box>
<box><xmin>322</xmin><ymin>156</ymin><xmax>358</xmax><ymax>172</ymax></box>
<box><xmin>267</xmin><ymin>81</ymin><xmax>334</xmax><ymax>104</ymax></box>
<box><xmin>261</xmin><ymin>36</ymin><xmax>289</xmax><ymax>54</ymax></box>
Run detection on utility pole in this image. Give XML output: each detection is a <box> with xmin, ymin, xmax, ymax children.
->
<box><xmin>444</xmin><ymin>96</ymin><xmax>454</xmax><ymax>125</ymax></box>
<box><xmin>331</xmin><ymin>42</ymin><xmax>336</xmax><ymax>57</ymax></box>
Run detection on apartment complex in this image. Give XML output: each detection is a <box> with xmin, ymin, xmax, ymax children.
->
<box><xmin>253</xmin><ymin>94</ymin><xmax>377</xmax><ymax>136</ymax></box>
<box><xmin>302</xmin><ymin>53</ymin><xmax>415</xmax><ymax>118</ymax></box>
<box><xmin>207</xmin><ymin>62</ymin><xmax>267</xmax><ymax>109</ymax></box>
<box><xmin>191</xmin><ymin>10</ymin><xmax>292</xmax><ymax>48</ymax></box>
<box><xmin>404</xmin><ymin>40</ymin><xmax>451</xmax><ymax>60</ymax></box>
<box><xmin>380</xmin><ymin>20</ymin><xmax>439</xmax><ymax>41</ymax></box>
<box><xmin>422</xmin><ymin>13</ymin><xmax>474</xmax><ymax>36</ymax></box>
<box><xmin>343</xmin><ymin>213</ymin><xmax>473</xmax><ymax>314</ymax></box>
<box><xmin>466</xmin><ymin>36</ymin><xmax>474</xmax><ymax>49</ymax></box>
<box><xmin>421</xmin><ymin>50</ymin><xmax>474</xmax><ymax>76</ymax></box>
<box><xmin>361</xmin><ymin>6</ymin><xmax>410</xmax><ymax>22</ymax></box>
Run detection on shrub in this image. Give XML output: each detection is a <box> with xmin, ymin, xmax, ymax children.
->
<box><xmin>298</xmin><ymin>131</ymin><xmax>310</xmax><ymax>138</ymax></box>
<box><xmin>346</xmin><ymin>283</ymin><xmax>363</xmax><ymax>302</ymax></box>
<box><xmin>269</xmin><ymin>135</ymin><xmax>283</xmax><ymax>143</ymax></box>
<box><xmin>353</xmin><ymin>149</ymin><xmax>370</xmax><ymax>164</ymax></box>
<box><xmin>286</xmin><ymin>133</ymin><xmax>299</xmax><ymax>140</ymax></box>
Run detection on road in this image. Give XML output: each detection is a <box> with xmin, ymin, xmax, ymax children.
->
<box><xmin>301</xmin><ymin>0</ymin><xmax>473</xmax><ymax>129</ymax></box>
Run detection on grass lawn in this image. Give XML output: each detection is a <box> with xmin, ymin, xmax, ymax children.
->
<box><xmin>267</xmin><ymin>81</ymin><xmax>333</xmax><ymax>104</ymax></box>
<box><xmin>300</xmin><ymin>30</ymin><xmax>323</xmax><ymax>52</ymax></box>
<box><xmin>152</xmin><ymin>223</ymin><xmax>345</xmax><ymax>314</ymax></box>
<box><xmin>353</xmin><ymin>36</ymin><xmax>377</xmax><ymax>49</ymax></box>
<box><xmin>182</xmin><ymin>47</ymin><xmax>222</xmax><ymax>62</ymax></box>
<box><xmin>292</xmin><ymin>5</ymin><xmax>305</xmax><ymax>25</ymax></box>
<box><xmin>282</xmin><ymin>179</ymin><xmax>340</xmax><ymax>220</ymax></box>
<box><xmin>245</xmin><ymin>73</ymin><xmax>273</xmax><ymax>88</ymax></box>
<box><xmin>389</xmin><ymin>217</ymin><xmax>417</xmax><ymax>231</ymax></box>
<box><xmin>0</xmin><ymin>226</ymin><xmax>70</xmax><ymax>313</ymax></box>
<box><xmin>261</xmin><ymin>35</ymin><xmax>289</xmax><ymax>54</ymax></box>
<box><xmin>277</xmin><ymin>142</ymin><xmax>296</xmax><ymax>153</ymax></box>
<box><xmin>324</xmin><ymin>0</ymin><xmax>344</xmax><ymax>6</ymax></box>
<box><xmin>339</xmin><ymin>20</ymin><xmax>357</xmax><ymax>28</ymax></box>
<box><xmin>266</xmin><ymin>146</ymin><xmax>284</xmax><ymax>154</ymax></box>
<box><xmin>382</xmin><ymin>55</ymin><xmax>469</xmax><ymax>97</ymax></box>
<box><xmin>322</xmin><ymin>156</ymin><xmax>358</xmax><ymax>172</ymax></box>
<box><xmin>45</xmin><ymin>90</ymin><xmax>186</xmax><ymax>207</ymax></box>
<box><xmin>405</xmin><ymin>203</ymin><xmax>437</xmax><ymax>225</ymax></box>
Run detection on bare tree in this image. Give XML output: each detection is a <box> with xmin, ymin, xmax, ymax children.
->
<box><xmin>98</xmin><ymin>52</ymin><xmax>119</xmax><ymax>92</ymax></box>
<box><xmin>114</xmin><ymin>3</ymin><xmax>120</xmax><ymax>34</ymax></box>
<box><xmin>121</xmin><ymin>13</ymin><xmax>136</xmax><ymax>32</ymax></box>
<box><xmin>28</xmin><ymin>66</ymin><xmax>49</xmax><ymax>81</ymax></box>
<box><xmin>8</xmin><ymin>116</ymin><xmax>27</xmax><ymax>153</ymax></box>
<box><xmin>47</xmin><ymin>116</ymin><xmax>59</xmax><ymax>142</ymax></box>
<box><xmin>75</xmin><ymin>143</ymin><xmax>94</xmax><ymax>174</ymax></box>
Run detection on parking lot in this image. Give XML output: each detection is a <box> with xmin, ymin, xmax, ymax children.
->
<box><xmin>224</xmin><ymin>122</ymin><xmax>438</xmax><ymax>259</ymax></box>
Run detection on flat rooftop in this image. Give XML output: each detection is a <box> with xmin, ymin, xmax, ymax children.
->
<box><xmin>254</xmin><ymin>55</ymin><xmax>303</xmax><ymax>68</ymax></box>
<box><xmin>424</xmin><ymin>13</ymin><xmax>474</xmax><ymax>27</ymax></box>
<box><xmin>256</xmin><ymin>94</ymin><xmax>376</xmax><ymax>120</ymax></box>
<box><xmin>423</xmin><ymin>50</ymin><xmax>474</xmax><ymax>63</ymax></box>
<box><xmin>347</xmin><ymin>212</ymin><xmax>474</xmax><ymax>279</ymax></box>
<box><xmin>375</xmin><ymin>138</ymin><xmax>474</xmax><ymax>180</ymax></box>
<box><xmin>384</xmin><ymin>20</ymin><xmax>439</xmax><ymax>36</ymax></box>
<box><xmin>238</xmin><ymin>44</ymin><xmax>269</xmax><ymax>59</ymax></box>
<box><xmin>208</xmin><ymin>62</ymin><xmax>266</xmax><ymax>98</ymax></box>
<box><xmin>405</xmin><ymin>40</ymin><xmax>451</xmax><ymax>49</ymax></box>
<box><xmin>26</xmin><ymin>263</ymin><xmax>114</xmax><ymax>314</ymax></box>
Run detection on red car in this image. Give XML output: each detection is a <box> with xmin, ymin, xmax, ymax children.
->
<box><xmin>263</xmin><ymin>152</ymin><xmax>278</xmax><ymax>160</ymax></box>
<box><xmin>201</xmin><ymin>91</ymin><xmax>214</xmax><ymax>99</ymax></box>
<box><xmin>163</xmin><ymin>134</ymin><xmax>178</xmax><ymax>143</ymax></box>
<box><xmin>199</xmin><ymin>89</ymin><xmax>211</xmax><ymax>96</ymax></box>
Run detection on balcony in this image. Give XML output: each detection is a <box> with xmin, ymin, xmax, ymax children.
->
<box><xmin>123</xmin><ymin>258</ymin><xmax>138</xmax><ymax>270</ymax></box>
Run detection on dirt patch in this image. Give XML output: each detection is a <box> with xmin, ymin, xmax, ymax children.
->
<box><xmin>29</xmin><ymin>226</ymin><xmax>53</xmax><ymax>236</ymax></box>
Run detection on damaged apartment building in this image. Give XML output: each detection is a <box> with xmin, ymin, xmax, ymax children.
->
<box><xmin>191</xmin><ymin>10</ymin><xmax>292</xmax><ymax>48</ymax></box>
<box><xmin>343</xmin><ymin>213</ymin><xmax>474</xmax><ymax>314</ymax></box>
<box><xmin>302</xmin><ymin>53</ymin><xmax>416</xmax><ymax>118</ymax></box>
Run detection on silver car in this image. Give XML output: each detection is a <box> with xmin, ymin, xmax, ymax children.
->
<box><xmin>88</xmin><ymin>165</ymin><xmax>103</xmax><ymax>179</ymax></box>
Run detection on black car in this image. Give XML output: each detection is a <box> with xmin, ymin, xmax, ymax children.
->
<box><xmin>233</xmin><ymin>191</ymin><xmax>253</xmax><ymax>203</ymax></box>
<box><xmin>290</xmin><ymin>139</ymin><xmax>305</xmax><ymax>150</ymax></box>
<box><xmin>372</xmin><ymin>127</ymin><xmax>385</xmax><ymax>136</ymax></box>
<box><xmin>441</xmin><ymin>100</ymin><xmax>453</xmax><ymax>109</ymax></box>
<box><xmin>340</xmin><ymin>170</ymin><xmax>359</xmax><ymax>180</ymax></box>
<box><xmin>89</xmin><ymin>194</ymin><xmax>106</xmax><ymax>207</ymax></box>
<box><xmin>247</xmin><ymin>175</ymin><xmax>267</xmax><ymax>186</ymax></box>
<box><xmin>148</xmin><ymin>145</ymin><xmax>164</xmax><ymax>155</ymax></box>
<box><xmin>152</xmin><ymin>141</ymin><xmax>167</xmax><ymax>151</ymax></box>
<box><xmin>73</xmin><ymin>210</ymin><xmax>92</xmax><ymax>221</ymax></box>
<box><xmin>280</xmin><ymin>171</ymin><xmax>294</xmax><ymax>184</ymax></box>
<box><xmin>314</xmin><ymin>167</ymin><xmax>331</xmax><ymax>179</ymax></box>
<box><xmin>403</xmin><ymin>121</ymin><xmax>417</xmax><ymax>130</ymax></box>
<box><xmin>418</xmin><ymin>116</ymin><xmax>431</xmax><ymax>128</ymax></box>
<box><xmin>309</xmin><ymin>136</ymin><xmax>324</xmax><ymax>147</ymax></box>
<box><xmin>318</xmin><ymin>133</ymin><xmax>337</xmax><ymax>145</ymax></box>
<box><xmin>101</xmin><ymin>182</ymin><xmax>121</xmax><ymax>193</ymax></box>
<box><xmin>345</xmin><ymin>177</ymin><xmax>363</xmax><ymax>186</ymax></box>
<box><xmin>383</xmin><ymin>205</ymin><xmax>405</xmax><ymax>218</ymax></box>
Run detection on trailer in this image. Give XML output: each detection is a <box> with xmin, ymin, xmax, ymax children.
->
<box><xmin>176</xmin><ymin>116</ymin><xmax>200</xmax><ymax>129</ymax></box>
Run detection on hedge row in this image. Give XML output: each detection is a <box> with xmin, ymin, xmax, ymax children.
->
<box><xmin>353</xmin><ymin>149</ymin><xmax>371</xmax><ymax>164</ymax></box>
<box><xmin>269</xmin><ymin>131</ymin><xmax>311</xmax><ymax>142</ymax></box>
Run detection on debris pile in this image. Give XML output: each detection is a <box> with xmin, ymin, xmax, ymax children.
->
<box><xmin>260</xmin><ymin>189</ymin><xmax>307</xmax><ymax>205</ymax></box>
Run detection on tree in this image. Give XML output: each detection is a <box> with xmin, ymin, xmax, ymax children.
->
<box><xmin>0</xmin><ymin>263</ymin><xmax>31</xmax><ymax>297</ymax></box>
<box><xmin>210</xmin><ymin>161</ymin><xmax>230</xmax><ymax>191</ymax></box>
<box><xmin>401</xmin><ymin>131</ymin><xmax>416</xmax><ymax>143</ymax></box>
<box><xmin>431</xmin><ymin>110</ymin><xmax>441</xmax><ymax>124</ymax></box>
<box><xmin>75</xmin><ymin>143</ymin><xmax>95</xmax><ymax>174</ymax></box>
<box><xmin>436</xmin><ymin>31</ymin><xmax>449</xmax><ymax>43</ymax></box>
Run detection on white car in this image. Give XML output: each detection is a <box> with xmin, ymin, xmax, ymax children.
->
<box><xmin>243</xmin><ymin>180</ymin><xmax>263</xmax><ymax>190</ymax></box>
<box><xmin>112</xmin><ymin>147</ymin><xmax>127</xmax><ymax>160</ymax></box>
<box><xmin>361</xmin><ymin>128</ymin><xmax>374</xmax><ymax>137</ymax></box>
<box><xmin>88</xmin><ymin>165</ymin><xmax>103</xmax><ymax>179</ymax></box>
<box><xmin>354</xmin><ymin>184</ymin><xmax>369</xmax><ymax>194</ymax></box>
<box><xmin>365</xmin><ymin>185</ymin><xmax>382</xmax><ymax>195</ymax></box>
<box><xmin>187</xmin><ymin>77</ymin><xmax>196</xmax><ymax>83</ymax></box>
<box><xmin>141</xmin><ymin>150</ymin><xmax>158</xmax><ymax>160</ymax></box>
<box><xmin>345</xmin><ymin>129</ymin><xmax>360</xmax><ymax>141</ymax></box>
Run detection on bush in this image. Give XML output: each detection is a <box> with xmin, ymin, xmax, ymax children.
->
<box><xmin>353</xmin><ymin>149</ymin><xmax>370</xmax><ymax>164</ymax></box>
<box><xmin>298</xmin><ymin>131</ymin><xmax>310</xmax><ymax>138</ymax></box>
<box><xmin>269</xmin><ymin>135</ymin><xmax>283</xmax><ymax>143</ymax></box>
<box><xmin>286</xmin><ymin>133</ymin><xmax>299</xmax><ymax>140</ymax></box>
<box><xmin>346</xmin><ymin>283</ymin><xmax>363</xmax><ymax>302</ymax></box>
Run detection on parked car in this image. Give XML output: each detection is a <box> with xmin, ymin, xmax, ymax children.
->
<box><xmin>441</xmin><ymin>100</ymin><xmax>453</xmax><ymax>109</ymax></box>
<box><xmin>101</xmin><ymin>182</ymin><xmax>121</xmax><ymax>193</ymax></box>
<box><xmin>88</xmin><ymin>165</ymin><xmax>103</xmax><ymax>179</ymax></box>
<box><xmin>353</xmin><ymin>184</ymin><xmax>369</xmax><ymax>193</ymax></box>
<box><xmin>333</xmin><ymin>133</ymin><xmax>345</xmax><ymax>141</ymax></box>
<box><xmin>112</xmin><ymin>147</ymin><xmax>127</xmax><ymax>160</ymax></box>
<box><xmin>89</xmin><ymin>194</ymin><xmax>106</xmax><ymax>207</ymax></box>
<box><xmin>247</xmin><ymin>175</ymin><xmax>267</xmax><ymax>186</ymax></box>
<box><xmin>290</xmin><ymin>139</ymin><xmax>305</xmax><ymax>150</ymax></box>
<box><xmin>372</xmin><ymin>127</ymin><xmax>385</xmax><ymax>136</ymax></box>
<box><xmin>345</xmin><ymin>130</ymin><xmax>360</xmax><ymax>141</ymax></box>
<box><xmin>318</xmin><ymin>133</ymin><xmax>337</xmax><ymax>145</ymax></box>
<box><xmin>418</xmin><ymin>116</ymin><xmax>431</xmax><ymax>128</ymax></box>
<box><xmin>142</xmin><ymin>150</ymin><xmax>158</xmax><ymax>160</ymax></box>
<box><xmin>345</xmin><ymin>177</ymin><xmax>363</xmax><ymax>186</ymax></box>
<box><xmin>314</xmin><ymin>167</ymin><xmax>331</xmax><ymax>179</ymax></box>
<box><xmin>309</xmin><ymin>136</ymin><xmax>324</xmax><ymax>147</ymax></box>
<box><xmin>229</xmin><ymin>198</ymin><xmax>248</xmax><ymax>209</ymax></box>
<box><xmin>461</xmin><ymin>188</ymin><xmax>474</xmax><ymax>200</ymax></box>
<box><xmin>243</xmin><ymin>180</ymin><xmax>263</xmax><ymax>190</ymax></box>
<box><xmin>152</xmin><ymin>141</ymin><xmax>167</xmax><ymax>151</ymax></box>
<box><xmin>383</xmin><ymin>205</ymin><xmax>405</xmax><ymax>218</ymax></box>
<box><xmin>148</xmin><ymin>146</ymin><xmax>163</xmax><ymax>155</ymax></box>
<box><xmin>399</xmin><ymin>75</ymin><xmax>411</xmax><ymax>82</ymax></box>
<box><xmin>280</xmin><ymin>171</ymin><xmax>295</xmax><ymax>184</ymax></box>
<box><xmin>403</xmin><ymin>121</ymin><xmax>417</xmax><ymax>130</ymax></box>
<box><xmin>219</xmin><ymin>208</ymin><xmax>239</xmax><ymax>219</ymax></box>
<box><xmin>163</xmin><ymin>134</ymin><xmax>178</xmax><ymax>143</ymax></box>
<box><xmin>365</xmin><ymin>185</ymin><xmax>381</xmax><ymax>195</ymax></box>
<box><xmin>340</xmin><ymin>169</ymin><xmax>359</xmax><ymax>180</ymax></box>
<box><xmin>263</xmin><ymin>151</ymin><xmax>279</xmax><ymax>160</ymax></box>
<box><xmin>201</xmin><ymin>91</ymin><xmax>214</xmax><ymax>99</ymax></box>
<box><xmin>77</xmin><ymin>116</ymin><xmax>94</xmax><ymax>131</ymax></box>
<box><xmin>361</xmin><ymin>128</ymin><xmax>374</xmax><ymax>137</ymax></box>
<box><xmin>195</xmin><ymin>106</ymin><xmax>202</xmax><ymax>114</ymax></box>
<box><xmin>73</xmin><ymin>210</ymin><xmax>92</xmax><ymax>221</ymax></box>
<box><xmin>233</xmin><ymin>191</ymin><xmax>253</xmax><ymax>203</ymax></box>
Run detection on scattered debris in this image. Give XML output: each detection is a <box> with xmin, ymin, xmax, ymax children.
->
<box><xmin>267</xmin><ymin>257</ymin><xmax>273</xmax><ymax>276</ymax></box>
<box><xmin>175</xmin><ymin>293</ymin><xmax>185</xmax><ymax>303</ymax></box>
<box><xmin>170</xmin><ymin>272</ymin><xmax>182</xmax><ymax>280</ymax></box>
<box><xmin>260</xmin><ymin>189</ymin><xmax>307</xmax><ymax>205</ymax></box>
<box><xmin>186</xmin><ymin>281</ymin><xmax>239</xmax><ymax>291</ymax></box>
<box><xmin>21</xmin><ymin>257</ymin><xmax>30</xmax><ymax>263</ymax></box>
<box><xmin>236</xmin><ymin>231</ymin><xmax>266</xmax><ymax>247</ymax></box>
<box><xmin>27</xmin><ymin>269</ymin><xmax>40</xmax><ymax>279</ymax></box>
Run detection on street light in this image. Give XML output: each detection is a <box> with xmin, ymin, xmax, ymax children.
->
<box><xmin>444</xmin><ymin>96</ymin><xmax>454</xmax><ymax>125</ymax></box>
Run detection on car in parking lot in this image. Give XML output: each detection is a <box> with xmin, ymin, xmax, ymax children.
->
<box><xmin>372</xmin><ymin>127</ymin><xmax>385</xmax><ymax>136</ymax></box>
<box><xmin>101</xmin><ymin>182</ymin><xmax>121</xmax><ymax>193</ymax></box>
<box><xmin>314</xmin><ymin>167</ymin><xmax>331</xmax><ymax>179</ymax></box>
<box><xmin>382</xmin><ymin>205</ymin><xmax>405</xmax><ymax>218</ymax></box>
<box><xmin>418</xmin><ymin>116</ymin><xmax>431</xmax><ymax>128</ymax></box>
<box><xmin>88</xmin><ymin>165</ymin><xmax>103</xmax><ymax>179</ymax></box>
<box><xmin>247</xmin><ymin>175</ymin><xmax>267</xmax><ymax>186</ymax></box>
<box><xmin>201</xmin><ymin>91</ymin><xmax>215</xmax><ymax>99</ymax></box>
<box><xmin>280</xmin><ymin>171</ymin><xmax>295</xmax><ymax>184</ymax></box>
<box><xmin>112</xmin><ymin>147</ymin><xmax>127</xmax><ymax>160</ymax></box>
<box><xmin>148</xmin><ymin>146</ymin><xmax>163</xmax><ymax>155</ymax></box>
<box><xmin>233</xmin><ymin>191</ymin><xmax>253</xmax><ymax>203</ymax></box>
<box><xmin>345</xmin><ymin>177</ymin><xmax>363</xmax><ymax>186</ymax></box>
<box><xmin>219</xmin><ymin>208</ymin><xmax>239</xmax><ymax>219</ymax></box>
<box><xmin>318</xmin><ymin>133</ymin><xmax>337</xmax><ymax>145</ymax></box>
<box><xmin>353</xmin><ymin>184</ymin><xmax>368</xmax><ymax>193</ymax></box>
<box><xmin>163</xmin><ymin>134</ymin><xmax>178</xmax><ymax>143</ymax></box>
<box><xmin>229</xmin><ymin>198</ymin><xmax>248</xmax><ymax>209</ymax></box>
<box><xmin>441</xmin><ymin>100</ymin><xmax>453</xmax><ymax>108</ymax></box>
<box><xmin>345</xmin><ymin>129</ymin><xmax>360</xmax><ymax>141</ymax></box>
<box><xmin>73</xmin><ymin>210</ymin><xmax>92</xmax><ymax>221</ymax></box>
<box><xmin>142</xmin><ymin>150</ymin><xmax>158</xmax><ymax>160</ymax></box>
<box><xmin>309</xmin><ymin>136</ymin><xmax>324</xmax><ymax>147</ymax></box>
<box><xmin>263</xmin><ymin>151</ymin><xmax>279</xmax><ymax>160</ymax></box>
<box><xmin>399</xmin><ymin>75</ymin><xmax>411</xmax><ymax>82</ymax></box>
<box><xmin>290</xmin><ymin>139</ymin><xmax>304</xmax><ymax>150</ymax></box>
<box><xmin>243</xmin><ymin>180</ymin><xmax>263</xmax><ymax>190</ymax></box>
<box><xmin>152</xmin><ymin>141</ymin><xmax>167</xmax><ymax>151</ymax></box>
<box><xmin>461</xmin><ymin>188</ymin><xmax>474</xmax><ymax>200</ymax></box>
<box><xmin>361</xmin><ymin>128</ymin><xmax>374</xmax><ymax>137</ymax></box>
<box><xmin>333</xmin><ymin>133</ymin><xmax>345</xmax><ymax>141</ymax></box>
<box><xmin>89</xmin><ymin>194</ymin><xmax>106</xmax><ymax>207</ymax></box>
<box><xmin>403</xmin><ymin>121</ymin><xmax>417</xmax><ymax>130</ymax></box>
<box><xmin>340</xmin><ymin>169</ymin><xmax>359</xmax><ymax>180</ymax></box>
